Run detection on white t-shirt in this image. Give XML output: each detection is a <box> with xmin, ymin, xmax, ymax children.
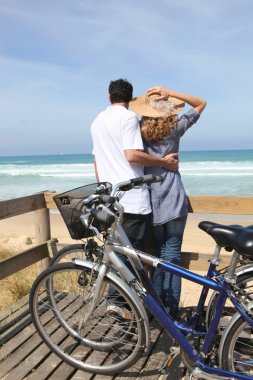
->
<box><xmin>91</xmin><ymin>105</ymin><xmax>151</xmax><ymax>214</ymax></box>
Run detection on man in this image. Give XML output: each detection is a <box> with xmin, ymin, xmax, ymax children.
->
<box><xmin>91</xmin><ymin>78</ymin><xmax>179</xmax><ymax>252</ymax></box>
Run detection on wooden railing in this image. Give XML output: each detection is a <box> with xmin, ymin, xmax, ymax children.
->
<box><xmin>0</xmin><ymin>192</ymin><xmax>253</xmax><ymax>279</ymax></box>
<box><xmin>0</xmin><ymin>193</ymin><xmax>54</xmax><ymax>280</ymax></box>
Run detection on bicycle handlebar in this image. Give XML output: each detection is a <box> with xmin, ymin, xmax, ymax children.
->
<box><xmin>117</xmin><ymin>174</ymin><xmax>163</xmax><ymax>192</ymax></box>
<box><xmin>82</xmin><ymin>175</ymin><xmax>163</xmax><ymax>232</ymax></box>
<box><xmin>90</xmin><ymin>207</ymin><xmax>115</xmax><ymax>227</ymax></box>
<box><xmin>98</xmin><ymin>194</ymin><xmax>116</xmax><ymax>205</ymax></box>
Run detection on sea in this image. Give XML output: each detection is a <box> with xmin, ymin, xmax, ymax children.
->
<box><xmin>0</xmin><ymin>149</ymin><xmax>253</xmax><ymax>201</ymax></box>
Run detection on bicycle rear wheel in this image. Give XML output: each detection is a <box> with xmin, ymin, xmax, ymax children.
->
<box><xmin>206</xmin><ymin>272</ymin><xmax>253</xmax><ymax>330</ymax></box>
<box><xmin>220</xmin><ymin>312</ymin><xmax>253</xmax><ymax>375</ymax></box>
<box><xmin>30</xmin><ymin>262</ymin><xmax>146</xmax><ymax>375</ymax></box>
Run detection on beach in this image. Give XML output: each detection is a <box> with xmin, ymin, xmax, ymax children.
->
<box><xmin>1</xmin><ymin>211</ymin><xmax>252</xmax><ymax>253</ymax></box>
<box><xmin>1</xmin><ymin>211</ymin><xmax>252</xmax><ymax>307</ymax></box>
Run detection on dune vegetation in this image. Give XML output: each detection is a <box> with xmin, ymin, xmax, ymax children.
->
<box><xmin>0</xmin><ymin>248</ymin><xmax>38</xmax><ymax>312</ymax></box>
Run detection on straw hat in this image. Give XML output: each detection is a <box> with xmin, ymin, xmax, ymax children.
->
<box><xmin>129</xmin><ymin>93</ymin><xmax>185</xmax><ymax>117</ymax></box>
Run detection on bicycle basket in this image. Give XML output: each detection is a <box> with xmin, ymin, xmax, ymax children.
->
<box><xmin>53</xmin><ymin>182</ymin><xmax>112</xmax><ymax>239</ymax></box>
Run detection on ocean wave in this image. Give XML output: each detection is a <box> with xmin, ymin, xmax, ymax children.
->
<box><xmin>0</xmin><ymin>151</ymin><xmax>252</xmax><ymax>199</ymax></box>
<box><xmin>181</xmin><ymin>166</ymin><xmax>253</xmax><ymax>171</ymax></box>
<box><xmin>40</xmin><ymin>173</ymin><xmax>95</xmax><ymax>178</ymax></box>
<box><xmin>182</xmin><ymin>160</ymin><xmax>253</xmax><ymax>165</ymax></box>
<box><xmin>1</xmin><ymin>161</ymin><xmax>252</xmax><ymax>175</ymax></box>
<box><xmin>181</xmin><ymin>163</ymin><xmax>253</xmax><ymax>169</ymax></box>
<box><xmin>180</xmin><ymin>162</ymin><xmax>253</xmax><ymax>175</ymax></box>
<box><xmin>181</xmin><ymin>172</ymin><xmax>253</xmax><ymax>176</ymax></box>
<box><xmin>0</xmin><ymin>163</ymin><xmax>94</xmax><ymax>177</ymax></box>
<box><xmin>1</xmin><ymin>160</ymin><xmax>29</xmax><ymax>164</ymax></box>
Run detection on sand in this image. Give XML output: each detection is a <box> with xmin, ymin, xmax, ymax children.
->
<box><xmin>0</xmin><ymin>211</ymin><xmax>252</xmax><ymax>306</ymax></box>
<box><xmin>1</xmin><ymin>211</ymin><xmax>252</xmax><ymax>253</ymax></box>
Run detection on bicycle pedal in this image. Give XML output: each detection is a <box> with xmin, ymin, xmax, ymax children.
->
<box><xmin>158</xmin><ymin>346</ymin><xmax>180</xmax><ymax>373</ymax></box>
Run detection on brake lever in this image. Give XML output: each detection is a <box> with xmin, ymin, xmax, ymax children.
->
<box><xmin>83</xmin><ymin>194</ymin><xmax>100</xmax><ymax>206</ymax></box>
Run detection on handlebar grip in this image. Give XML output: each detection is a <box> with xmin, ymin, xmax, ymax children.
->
<box><xmin>90</xmin><ymin>208</ymin><xmax>115</xmax><ymax>227</ymax></box>
<box><xmin>131</xmin><ymin>174</ymin><xmax>163</xmax><ymax>185</ymax></box>
<box><xmin>130</xmin><ymin>176</ymin><xmax>145</xmax><ymax>186</ymax></box>
<box><xmin>142</xmin><ymin>174</ymin><xmax>163</xmax><ymax>183</ymax></box>
<box><xmin>118</xmin><ymin>174</ymin><xmax>163</xmax><ymax>191</ymax></box>
<box><xmin>99</xmin><ymin>194</ymin><xmax>116</xmax><ymax>204</ymax></box>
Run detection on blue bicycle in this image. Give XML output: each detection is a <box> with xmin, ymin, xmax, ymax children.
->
<box><xmin>30</xmin><ymin>175</ymin><xmax>253</xmax><ymax>379</ymax></box>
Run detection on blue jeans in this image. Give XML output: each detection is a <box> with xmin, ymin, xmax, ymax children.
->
<box><xmin>152</xmin><ymin>216</ymin><xmax>187</xmax><ymax>318</ymax></box>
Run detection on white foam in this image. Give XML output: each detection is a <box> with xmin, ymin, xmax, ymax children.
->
<box><xmin>0</xmin><ymin>163</ymin><xmax>94</xmax><ymax>177</ymax></box>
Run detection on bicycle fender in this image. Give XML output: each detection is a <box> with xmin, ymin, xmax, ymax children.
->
<box><xmin>235</xmin><ymin>263</ymin><xmax>253</xmax><ymax>277</ymax></box>
<box><xmin>107</xmin><ymin>271</ymin><xmax>150</xmax><ymax>351</ymax></box>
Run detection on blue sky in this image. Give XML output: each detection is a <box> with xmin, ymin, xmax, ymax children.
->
<box><xmin>0</xmin><ymin>0</ymin><xmax>252</xmax><ymax>156</ymax></box>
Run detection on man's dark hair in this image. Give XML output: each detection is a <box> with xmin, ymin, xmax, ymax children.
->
<box><xmin>108</xmin><ymin>79</ymin><xmax>133</xmax><ymax>104</ymax></box>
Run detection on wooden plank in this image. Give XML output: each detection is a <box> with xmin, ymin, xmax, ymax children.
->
<box><xmin>0</xmin><ymin>193</ymin><xmax>46</xmax><ymax>220</ymax></box>
<box><xmin>0</xmin><ymin>294</ymin><xmax>29</xmax><ymax>325</ymax></box>
<box><xmin>0</xmin><ymin>301</ymin><xmax>39</xmax><ymax>359</ymax></box>
<box><xmin>0</xmin><ymin>243</ymin><xmax>49</xmax><ymax>280</ymax></box>
<box><xmin>187</xmin><ymin>195</ymin><xmax>253</xmax><ymax>215</ymax></box>
<box><xmin>0</xmin><ymin>306</ymin><xmax>31</xmax><ymax>344</ymax></box>
<box><xmin>108</xmin><ymin>319</ymin><xmax>163</xmax><ymax>380</ymax></box>
<box><xmin>136</xmin><ymin>327</ymin><xmax>185</xmax><ymax>380</ymax></box>
<box><xmin>0</xmin><ymin>294</ymin><xmax>50</xmax><ymax>359</ymax></box>
<box><xmin>0</xmin><ymin>295</ymin><xmax>82</xmax><ymax>379</ymax></box>
<box><xmin>27</xmin><ymin>350</ymin><xmax>75</xmax><ymax>380</ymax></box>
<box><xmin>0</xmin><ymin>301</ymin><xmax>185</xmax><ymax>380</ymax></box>
<box><xmin>4</xmin><ymin>291</ymin><xmax>126</xmax><ymax>379</ymax></box>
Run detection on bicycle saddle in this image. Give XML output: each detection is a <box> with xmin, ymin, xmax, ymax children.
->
<box><xmin>198</xmin><ymin>220</ymin><xmax>241</xmax><ymax>233</ymax></box>
<box><xmin>198</xmin><ymin>221</ymin><xmax>253</xmax><ymax>257</ymax></box>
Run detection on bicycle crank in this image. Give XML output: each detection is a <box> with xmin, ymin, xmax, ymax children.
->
<box><xmin>190</xmin><ymin>367</ymin><xmax>235</xmax><ymax>380</ymax></box>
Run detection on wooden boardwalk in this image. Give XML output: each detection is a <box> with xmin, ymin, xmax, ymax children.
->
<box><xmin>0</xmin><ymin>296</ymin><xmax>186</xmax><ymax>380</ymax></box>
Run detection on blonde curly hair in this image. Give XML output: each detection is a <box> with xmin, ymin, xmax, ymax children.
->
<box><xmin>141</xmin><ymin>115</ymin><xmax>178</xmax><ymax>142</ymax></box>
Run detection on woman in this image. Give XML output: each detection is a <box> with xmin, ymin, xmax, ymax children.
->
<box><xmin>130</xmin><ymin>86</ymin><xmax>206</xmax><ymax>317</ymax></box>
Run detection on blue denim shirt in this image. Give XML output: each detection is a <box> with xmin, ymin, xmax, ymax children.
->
<box><xmin>143</xmin><ymin>109</ymin><xmax>200</xmax><ymax>225</ymax></box>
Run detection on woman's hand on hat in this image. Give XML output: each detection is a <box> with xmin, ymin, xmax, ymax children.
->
<box><xmin>147</xmin><ymin>86</ymin><xmax>172</xmax><ymax>101</ymax></box>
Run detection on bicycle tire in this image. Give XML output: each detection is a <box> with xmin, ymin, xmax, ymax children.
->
<box><xmin>219</xmin><ymin>311</ymin><xmax>253</xmax><ymax>375</ymax></box>
<box><xmin>206</xmin><ymin>271</ymin><xmax>253</xmax><ymax>329</ymax></box>
<box><xmin>30</xmin><ymin>262</ymin><xmax>146</xmax><ymax>375</ymax></box>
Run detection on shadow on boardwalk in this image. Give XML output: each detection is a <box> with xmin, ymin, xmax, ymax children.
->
<box><xmin>0</xmin><ymin>295</ymin><xmax>186</xmax><ymax>380</ymax></box>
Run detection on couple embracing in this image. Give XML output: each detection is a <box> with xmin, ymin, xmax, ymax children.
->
<box><xmin>91</xmin><ymin>79</ymin><xmax>206</xmax><ymax>318</ymax></box>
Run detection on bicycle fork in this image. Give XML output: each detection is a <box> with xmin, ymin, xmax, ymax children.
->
<box><xmin>75</xmin><ymin>260</ymin><xmax>108</xmax><ymax>325</ymax></box>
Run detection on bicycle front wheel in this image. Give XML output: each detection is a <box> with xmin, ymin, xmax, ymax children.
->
<box><xmin>220</xmin><ymin>313</ymin><xmax>253</xmax><ymax>375</ymax></box>
<box><xmin>30</xmin><ymin>262</ymin><xmax>146</xmax><ymax>375</ymax></box>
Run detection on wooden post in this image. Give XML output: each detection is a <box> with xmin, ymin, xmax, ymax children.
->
<box><xmin>34</xmin><ymin>207</ymin><xmax>51</xmax><ymax>272</ymax></box>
